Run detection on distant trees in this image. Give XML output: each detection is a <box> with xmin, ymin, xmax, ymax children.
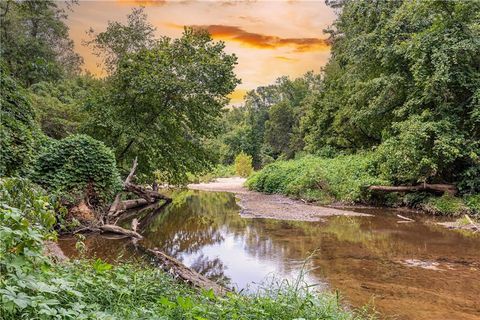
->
<box><xmin>0</xmin><ymin>0</ymin><xmax>82</xmax><ymax>86</ymax></box>
<box><xmin>220</xmin><ymin>0</ymin><xmax>480</xmax><ymax>192</ymax></box>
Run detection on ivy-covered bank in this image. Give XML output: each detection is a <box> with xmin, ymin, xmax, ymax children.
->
<box><xmin>0</xmin><ymin>178</ymin><xmax>373</xmax><ymax>320</ymax></box>
<box><xmin>247</xmin><ymin>155</ymin><xmax>480</xmax><ymax>217</ymax></box>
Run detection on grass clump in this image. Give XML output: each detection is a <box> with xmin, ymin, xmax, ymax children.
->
<box><xmin>246</xmin><ymin>154</ymin><xmax>388</xmax><ymax>204</ymax></box>
<box><xmin>422</xmin><ymin>195</ymin><xmax>468</xmax><ymax>216</ymax></box>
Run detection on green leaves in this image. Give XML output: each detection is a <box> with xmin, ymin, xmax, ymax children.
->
<box><xmin>29</xmin><ymin>134</ymin><xmax>122</xmax><ymax>207</ymax></box>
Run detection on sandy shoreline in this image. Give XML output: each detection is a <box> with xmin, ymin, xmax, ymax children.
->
<box><xmin>188</xmin><ymin>177</ymin><xmax>370</xmax><ymax>221</ymax></box>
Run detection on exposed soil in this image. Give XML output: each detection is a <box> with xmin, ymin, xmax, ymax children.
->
<box><xmin>188</xmin><ymin>177</ymin><xmax>370</xmax><ymax>221</ymax></box>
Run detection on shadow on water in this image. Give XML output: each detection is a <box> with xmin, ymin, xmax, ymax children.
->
<box><xmin>59</xmin><ymin>190</ymin><xmax>480</xmax><ymax>320</ymax></box>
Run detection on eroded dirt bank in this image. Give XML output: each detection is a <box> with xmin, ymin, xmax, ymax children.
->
<box><xmin>188</xmin><ymin>177</ymin><xmax>370</xmax><ymax>221</ymax></box>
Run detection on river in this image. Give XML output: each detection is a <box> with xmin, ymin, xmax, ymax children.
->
<box><xmin>59</xmin><ymin>190</ymin><xmax>480</xmax><ymax>320</ymax></box>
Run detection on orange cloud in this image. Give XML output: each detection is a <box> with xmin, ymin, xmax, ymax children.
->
<box><xmin>169</xmin><ymin>24</ymin><xmax>329</xmax><ymax>52</ymax></box>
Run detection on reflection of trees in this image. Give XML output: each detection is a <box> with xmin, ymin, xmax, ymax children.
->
<box><xmin>189</xmin><ymin>254</ymin><xmax>230</xmax><ymax>284</ymax></box>
<box><xmin>141</xmin><ymin>191</ymin><xmax>240</xmax><ymax>257</ymax></box>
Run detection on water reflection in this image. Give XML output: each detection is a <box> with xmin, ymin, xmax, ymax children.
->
<box><xmin>59</xmin><ymin>191</ymin><xmax>480</xmax><ymax>320</ymax></box>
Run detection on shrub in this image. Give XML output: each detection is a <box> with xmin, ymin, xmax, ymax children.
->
<box><xmin>235</xmin><ymin>152</ymin><xmax>253</xmax><ymax>177</ymax></box>
<box><xmin>30</xmin><ymin>134</ymin><xmax>122</xmax><ymax>207</ymax></box>
<box><xmin>465</xmin><ymin>194</ymin><xmax>480</xmax><ymax>216</ymax></box>
<box><xmin>247</xmin><ymin>154</ymin><xmax>388</xmax><ymax>203</ymax></box>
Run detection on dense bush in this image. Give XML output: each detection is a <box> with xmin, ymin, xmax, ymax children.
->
<box><xmin>374</xmin><ymin>114</ymin><xmax>465</xmax><ymax>184</ymax></box>
<box><xmin>30</xmin><ymin>134</ymin><xmax>122</xmax><ymax>206</ymax></box>
<box><xmin>235</xmin><ymin>152</ymin><xmax>254</xmax><ymax>177</ymax></box>
<box><xmin>247</xmin><ymin>154</ymin><xmax>388</xmax><ymax>203</ymax></box>
<box><xmin>0</xmin><ymin>66</ymin><xmax>39</xmax><ymax>176</ymax></box>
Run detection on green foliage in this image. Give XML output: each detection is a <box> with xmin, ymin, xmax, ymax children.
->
<box><xmin>28</xmin><ymin>76</ymin><xmax>96</xmax><ymax>139</ymax></box>
<box><xmin>188</xmin><ymin>164</ymin><xmax>236</xmax><ymax>183</ymax></box>
<box><xmin>0</xmin><ymin>0</ymin><xmax>82</xmax><ymax>86</ymax></box>
<box><xmin>0</xmin><ymin>178</ymin><xmax>57</xmax><ymax>229</ymax></box>
<box><xmin>0</xmin><ymin>65</ymin><xmax>40</xmax><ymax>176</ymax></box>
<box><xmin>422</xmin><ymin>195</ymin><xmax>467</xmax><ymax>217</ymax></box>
<box><xmin>464</xmin><ymin>194</ymin><xmax>480</xmax><ymax>216</ymax></box>
<box><xmin>247</xmin><ymin>154</ymin><xmax>388</xmax><ymax>203</ymax></box>
<box><xmin>374</xmin><ymin>113</ymin><xmax>464</xmax><ymax>184</ymax></box>
<box><xmin>302</xmin><ymin>0</ymin><xmax>480</xmax><ymax>187</ymax></box>
<box><xmin>30</xmin><ymin>134</ymin><xmax>121</xmax><ymax>206</ymax></box>
<box><xmin>84</xmin><ymin>7</ymin><xmax>157</xmax><ymax>73</ymax></box>
<box><xmin>235</xmin><ymin>152</ymin><xmax>253</xmax><ymax>178</ymax></box>
<box><xmin>85</xmin><ymin>25</ymin><xmax>240</xmax><ymax>184</ymax></box>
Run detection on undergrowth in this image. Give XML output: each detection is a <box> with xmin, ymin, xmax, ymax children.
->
<box><xmin>246</xmin><ymin>155</ymin><xmax>480</xmax><ymax>216</ymax></box>
<box><xmin>246</xmin><ymin>154</ymin><xmax>388</xmax><ymax>204</ymax></box>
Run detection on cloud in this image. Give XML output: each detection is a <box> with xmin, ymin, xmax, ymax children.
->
<box><xmin>274</xmin><ymin>56</ymin><xmax>298</xmax><ymax>62</ymax></box>
<box><xmin>199</xmin><ymin>25</ymin><xmax>329</xmax><ymax>52</ymax></box>
<box><xmin>168</xmin><ymin>24</ymin><xmax>329</xmax><ymax>52</ymax></box>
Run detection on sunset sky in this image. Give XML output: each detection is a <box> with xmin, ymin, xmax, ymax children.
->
<box><xmin>65</xmin><ymin>0</ymin><xmax>336</xmax><ymax>104</ymax></box>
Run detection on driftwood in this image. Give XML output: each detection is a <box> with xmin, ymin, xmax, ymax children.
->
<box><xmin>368</xmin><ymin>183</ymin><xmax>457</xmax><ymax>195</ymax></box>
<box><xmin>465</xmin><ymin>215</ymin><xmax>480</xmax><ymax>233</ymax></box>
<box><xmin>99</xmin><ymin>224</ymin><xmax>143</xmax><ymax>239</ymax></box>
<box><xmin>140</xmin><ymin>247</ymin><xmax>228</xmax><ymax>296</ymax></box>
<box><xmin>397</xmin><ymin>214</ymin><xmax>415</xmax><ymax>222</ymax></box>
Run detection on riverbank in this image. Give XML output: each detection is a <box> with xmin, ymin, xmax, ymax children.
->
<box><xmin>188</xmin><ymin>177</ymin><xmax>370</xmax><ymax>221</ymax></box>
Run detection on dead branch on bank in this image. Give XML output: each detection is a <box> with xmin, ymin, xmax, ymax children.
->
<box><xmin>368</xmin><ymin>183</ymin><xmax>457</xmax><ymax>195</ymax></box>
<box><xmin>106</xmin><ymin>157</ymin><xmax>172</xmax><ymax>223</ymax></box>
<box><xmin>136</xmin><ymin>247</ymin><xmax>229</xmax><ymax>296</ymax></box>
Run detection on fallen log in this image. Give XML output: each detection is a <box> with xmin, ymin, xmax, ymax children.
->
<box><xmin>99</xmin><ymin>224</ymin><xmax>143</xmax><ymax>239</ymax></box>
<box><xmin>139</xmin><ymin>247</ymin><xmax>228</xmax><ymax>296</ymax></box>
<box><xmin>107</xmin><ymin>157</ymin><xmax>172</xmax><ymax>222</ymax></box>
<box><xmin>368</xmin><ymin>183</ymin><xmax>457</xmax><ymax>195</ymax></box>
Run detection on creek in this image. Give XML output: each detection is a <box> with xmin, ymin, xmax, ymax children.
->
<box><xmin>59</xmin><ymin>190</ymin><xmax>480</xmax><ymax>320</ymax></box>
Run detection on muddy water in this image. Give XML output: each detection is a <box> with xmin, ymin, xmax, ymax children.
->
<box><xmin>59</xmin><ymin>190</ymin><xmax>480</xmax><ymax>320</ymax></box>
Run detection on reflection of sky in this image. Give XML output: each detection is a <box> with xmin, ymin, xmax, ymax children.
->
<box><xmin>180</xmin><ymin>224</ymin><xmax>321</xmax><ymax>291</ymax></box>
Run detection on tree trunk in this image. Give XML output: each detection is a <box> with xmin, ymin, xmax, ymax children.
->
<box><xmin>368</xmin><ymin>183</ymin><xmax>457</xmax><ymax>195</ymax></box>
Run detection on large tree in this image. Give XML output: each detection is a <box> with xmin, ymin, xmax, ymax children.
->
<box><xmin>303</xmin><ymin>0</ymin><xmax>480</xmax><ymax>189</ymax></box>
<box><xmin>0</xmin><ymin>0</ymin><xmax>82</xmax><ymax>86</ymax></box>
<box><xmin>85</xmin><ymin>27</ymin><xmax>240</xmax><ymax>184</ymax></box>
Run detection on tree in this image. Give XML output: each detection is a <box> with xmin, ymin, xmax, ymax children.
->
<box><xmin>0</xmin><ymin>0</ymin><xmax>82</xmax><ymax>85</ymax></box>
<box><xmin>84</xmin><ymin>7</ymin><xmax>157</xmax><ymax>73</ymax></box>
<box><xmin>85</xmin><ymin>27</ymin><xmax>240</xmax><ymax>184</ymax></box>
<box><xmin>29</xmin><ymin>76</ymin><xmax>97</xmax><ymax>139</ymax></box>
<box><xmin>303</xmin><ymin>0</ymin><xmax>480</xmax><ymax>187</ymax></box>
